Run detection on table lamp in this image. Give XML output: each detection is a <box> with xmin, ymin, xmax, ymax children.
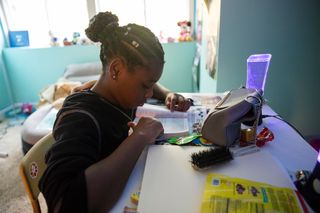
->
<box><xmin>295</xmin><ymin>150</ymin><xmax>320</xmax><ymax>211</ymax></box>
<box><xmin>246</xmin><ymin>54</ymin><xmax>272</xmax><ymax>95</ymax></box>
<box><xmin>244</xmin><ymin>53</ymin><xmax>271</xmax><ymax>126</ymax></box>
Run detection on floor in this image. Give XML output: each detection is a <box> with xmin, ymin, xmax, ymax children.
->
<box><xmin>0</xmin><ymin>117</ymin><xmax>47</xmax><ymax>213</ymax></box>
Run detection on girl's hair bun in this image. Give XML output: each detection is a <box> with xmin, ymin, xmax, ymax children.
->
<box><xmin>85</xmin><ymin>11</ymin><xmax>119</xmax><ymax>42</ymax></box>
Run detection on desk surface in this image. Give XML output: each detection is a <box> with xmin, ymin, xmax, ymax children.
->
<box><xmin>260</xmin><ymin>105</ymin><xmax>317</xmax><ymax>173</ymax></box>
<box><xmin>138</xmin><ymin>146</ymin><xmax>298</xmax><ymax>213</ymax></box>
<box><xmin>110</xmin><ymin>99</ymin><xmax>318</xmax><ymax>212</ymax></box>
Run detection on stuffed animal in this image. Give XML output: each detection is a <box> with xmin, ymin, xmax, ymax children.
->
<box><xmin>63</xmin><ymin>38</ymin><xmax>72</xmax><ymax>46</ymax></box>
<box><xmin>177</xmin><ymin>21</ymin><xmax>192</xmax><ymax>42</ymax></box>
<box><xmin>72</xmin><ymin>32</ymin><xmax>81</xmax><ymax>45</ymax></box>
<box><xmin>48</xmin><ymin>31</ymin><xmax>59</xmax><ymax>46</ymax></box>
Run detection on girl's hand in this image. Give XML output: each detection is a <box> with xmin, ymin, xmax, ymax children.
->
<box><xmin>165</xmin><ymin>93</ymin><xmax>192</xmax><ymax>112</ymax></box>
<box><xmin>72</xmin><ymin>80</ymin><xmax>97</xmax><ymax>93</ymax></box>
<box><xmin>128</xmin><ymin>117</ymin><xmax>164</xmax><ymax>144</ymax></box>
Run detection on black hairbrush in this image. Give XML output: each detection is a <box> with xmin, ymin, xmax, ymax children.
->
<box><xmin>190</xmin><ymin>147</ymin><xmax>233</xmax><ymax>170</ymax></box>
<box><xmin>190</xmin><ymin>145</ymin><xmax>260</xmax><ymax>170</ymax></box>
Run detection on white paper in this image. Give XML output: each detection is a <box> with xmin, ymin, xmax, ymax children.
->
<box><xmin>136</xmin><ymin>103</ymin><xmax>188</xmax><ymax>118</ymax></box>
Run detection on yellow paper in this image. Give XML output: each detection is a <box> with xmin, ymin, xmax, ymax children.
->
<box><xmin>200</xmin><ymin>173</ymin><xmax>302</xmax><ymax>213</ymax></box>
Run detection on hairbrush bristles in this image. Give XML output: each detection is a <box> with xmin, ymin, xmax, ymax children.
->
<box><xmin>190</xmin><ymin>147</ymin><xmax>233</xmax><ymax>170</ymax></box>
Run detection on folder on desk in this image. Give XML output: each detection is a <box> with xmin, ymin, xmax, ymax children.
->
<box><xmin>137</xmin><ymin>145</ymin><xmax>304</xmax><ymax>213</ymax></box>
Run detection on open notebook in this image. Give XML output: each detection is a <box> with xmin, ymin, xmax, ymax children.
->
<box><xmin>135</xmin><ymin>103</ymin><xmax>208</xmax><ymax>139</ymax></box>
<box><xmin>36</xmin><ymin>103</ymin><xmax>208</xmax><ymax>139</ymax></box>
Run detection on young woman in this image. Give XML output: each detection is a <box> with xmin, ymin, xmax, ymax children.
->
<box><xmin>39</xmin><ymin>11</ymin><xmax>192</xmax><ymax>213</ymax></box>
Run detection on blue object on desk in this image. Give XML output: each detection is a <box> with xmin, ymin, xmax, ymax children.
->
<box><xmin>8</xmin><ymin>31</ymin><xmax>29</xmax><ymax>47</ymax></box>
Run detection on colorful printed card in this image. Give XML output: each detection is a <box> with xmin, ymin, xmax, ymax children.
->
<box><xmin>201</xmin><ymin>173</ymin><xmax>303</xmax><ymax>213</ymax></box>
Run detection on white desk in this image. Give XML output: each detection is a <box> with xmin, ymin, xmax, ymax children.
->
<box><xmin>260</xmin><ymin>105</ymin><xmax>317</xmax><ymax>173</ymax></box>
<box><xmin>110</xmin><ymin>102</ymin><xmax>318</xmax><ymax>212</ymax></box>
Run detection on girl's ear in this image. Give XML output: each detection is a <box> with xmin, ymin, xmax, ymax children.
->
<box><xmin>109</xmin><ymin>58</ymin><xmax>126</xmax><ymax>80</ymax></box>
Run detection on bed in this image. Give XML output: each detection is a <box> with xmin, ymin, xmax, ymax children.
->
<box><xmin>21</xmin><ymin>61</ymin><xmax>102</xmax><ymax>154</ymax></box>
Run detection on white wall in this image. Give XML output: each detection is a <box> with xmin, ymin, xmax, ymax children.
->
<box><xmin>214</xmin><ymin>0</ymin><xmax>320</xmax><ymax>136</ymax></box>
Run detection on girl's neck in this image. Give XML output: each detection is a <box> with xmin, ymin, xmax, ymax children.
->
<box><xmin>91</xmin><ymin>77</ymin><xmax>120</xmax><ymax>107</ymax></box>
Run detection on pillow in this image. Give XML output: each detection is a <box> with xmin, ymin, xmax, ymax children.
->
<box><xmin>64</xmin><ymin>75</ymin><xmax>100</xmax><ymax>83</ymax></box>
<box><xmin>63</xmin><ymin>62</ymin><xmax>102</xmax><ymax>81</ymax></box>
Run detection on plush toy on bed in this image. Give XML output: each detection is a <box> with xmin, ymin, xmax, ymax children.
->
<box><xmin>177</xmin><ymin>20</ymin><xmax>192</xmax><ymax>42</ymax></box>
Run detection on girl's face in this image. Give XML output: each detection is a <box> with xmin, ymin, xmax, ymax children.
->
<box><xmin>116</xmin><ymin>59</ymin><xmax>163</xmax><ymax>109</ymax></box>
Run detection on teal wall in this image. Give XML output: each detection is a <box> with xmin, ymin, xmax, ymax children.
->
<box><xmin>209</xmin><ymin>0</ymin><xmax>320</xmax><ymax>137</ymax></box>
<box><xmin>0</xmin><ymin>53</ymin><xmax>11</xmax><ymax>110</ymax></box>
<box><xmin>2</xmin><ymin>42</ymin><xmax>196</xmax><ymax>104</ymax></box>
<box><xmin>0</xmin><ymin>53</ymin><xmax>10</xmax><ymax>109</ymax></box>
<box><xmin>0</xmin><ymin>18</ymin><xmax>11</xmax><ymax>110</ymax></box>
<box><xmin>3</xmin><ymin>45</ymin><xmax>99</xmax><ymax>104</ymax></box>
<box><xmin>159</xmin><ymin>42</ymin><xmax>196</xmax><ymax>93</ymax></box>
<box><xmin>199</xmin><ymin>36</ymin><xmax>217</xmax><ymax>93</ymax></box>
<box><xmin>198</xmin><ymin>0</ymin><xmax>219</xmax><ymax>93</ymax></box>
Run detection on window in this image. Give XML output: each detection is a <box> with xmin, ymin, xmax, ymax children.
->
<box><xmin>45</xmin><ymin>0</ymin><xmax>88</xmax><ymax>43</ymax></box>
<box><xmin>2</xmin><ymin>0</ymin><xmax>50</xmax><ymax>47</ymax></box>
<box><xmin>97</xmin><ymin>0</ymin><xmax>192</xmax><ymax>41</ymax></box>
<box><xmin>2</xmin><ymin>0</ymin><xmax>88</xmax><ymax>47</ymax></box>
<box><xmin>97</xmin><ymin>0</ymin><xmax>146</xmax><ymax>26</ymax></box>
<box><xmin>1</xmin><ymin>0</ymin><xmax>192</xmax><ymax>47</ymax></box>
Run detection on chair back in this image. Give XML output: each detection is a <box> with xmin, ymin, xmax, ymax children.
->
<box><xmin>19</xmin><ymin>132</ymin><xmax>54</xmax><ymax>213</ymax></box>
